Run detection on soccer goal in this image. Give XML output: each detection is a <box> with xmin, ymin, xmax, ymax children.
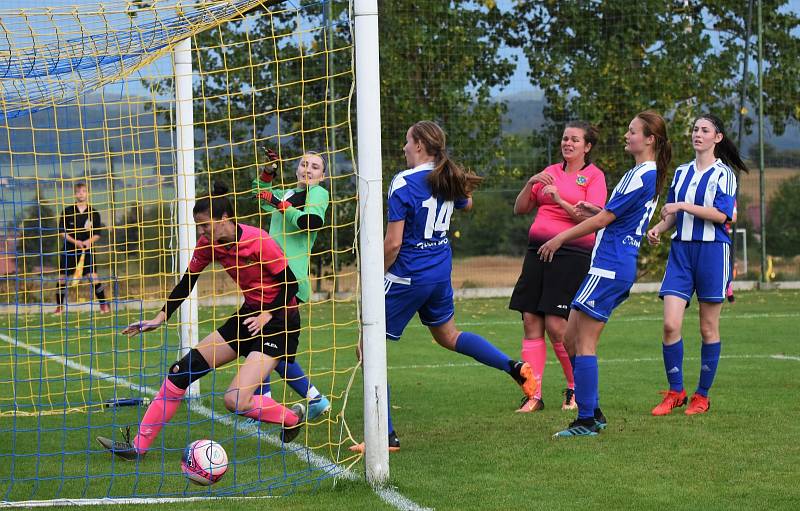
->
<box><xmin>0</xmin><ymin>0</ymin><xmax>388</xmax><ymax>503</ymax></box>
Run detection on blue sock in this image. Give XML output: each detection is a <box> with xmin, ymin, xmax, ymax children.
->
<box><xmin>387</xmin><ymin>384</ymin><xmax>394</xmax><ymax>434</ymax></box>
<box><xmin>697</xmin><ymin>341</ymin><xmax>721</xmax><ymax>397</ymax></box>
<box><xmin>663</xmin><ymin>339</ymin><xmax>684</xmax><ymax>392</ymax></box>
<box><xmin>255</xmin><ymin>375</ymin><xmax>271</xmax><ymax>396</ymax></box>
<box><xmin>573</xmin><ymin>355</ymin><xmax>598</xmax><ymax>420</ymax></box>
<box><xmin>454</xmin><ymin>331</ymin><xmax>511</xmax><ymax>372</ymax></box>
<box><xmin>281</xmin><ymin>361</ymin><xmax>314</xmax><ymax>399</ymax></box>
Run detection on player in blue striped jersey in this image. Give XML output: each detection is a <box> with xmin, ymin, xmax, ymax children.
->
<box><xmin>351</xmin><ymin>121</ymin><xmax>537</xmax><ymax>452</ymax></box>
<box><xmin>647</xmin><ymin>115</ymin><xmax>748</xmax><ymax>416</ymax></box>
<box><xmin>538</xmin><ymin>111</ymin><xmax>672</xmax><ymax>437</ymax></box>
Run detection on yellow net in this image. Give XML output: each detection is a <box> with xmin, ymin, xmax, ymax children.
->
<box><xmin>0</xmin><ymin>0</ymin><xmax>361</xmax><ymax>499</ymax></box>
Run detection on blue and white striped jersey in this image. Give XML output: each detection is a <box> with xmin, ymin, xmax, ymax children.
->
<box><xmin>386</xmin><ymin>162</ymin><xmax>469</xmax><ymax>284</ymax></box>
<box><xmin>589</xmin><ymin>161</ymin><xmax>658</xmax><ymax>282</ymax></box>
<box><xmin>668</xmin><ymin>159</ymin><xmax>737</xmax><ymax>243</ymax></box>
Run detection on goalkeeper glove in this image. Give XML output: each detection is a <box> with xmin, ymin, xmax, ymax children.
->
<box><xmin>258</xmin><ymin>148</ymin><xmax>280</xmax><ymax>182</ymax></box>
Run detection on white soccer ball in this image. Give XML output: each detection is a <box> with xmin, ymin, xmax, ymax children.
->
<box><xmin>181</xmin><ymin>439</ymin><xmax>228</xmax><ymax>486</ymax></box>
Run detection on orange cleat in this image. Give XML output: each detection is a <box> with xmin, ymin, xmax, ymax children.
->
<box><xmin>651</xmin><ymin>389</ymin><xmax>687</xmax><ymax>416</ymax></box>
<box><xmin>510</xmin><ymin>361</ymin><xmax>538</xmax><ymax>400</ymax></box>
<box><xmin>685</xmin><ymin>393</ymin><xmax>710</xmax><ymax>415</ymax></box>
<box><xmin>516</xmin><ymin>397</ymin><xmax>544</xmax><ymax>413</ymax></box>
<box><xmin>349</xmin><ymin>431</ymin><xmax>400</xmax><ymax>453</ymax></box>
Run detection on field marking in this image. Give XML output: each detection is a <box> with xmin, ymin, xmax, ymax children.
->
<box><xmin>0</xmin><ymin>333</ymin><xmax>431</xmax><ymax>511</ymax></box>
<box><xmin>0</xmin><ymin>496</ymin><xmax>277</xmax><ymax>508</ymax></box>
<box><xmin>771</xmin><ymin>354</ymin><xmax>800</xmax><ymax>362</ymax></box>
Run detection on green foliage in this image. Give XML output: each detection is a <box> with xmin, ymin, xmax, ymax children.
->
<box><xmin>17</xmin><ymin>202</ymin><xmax>59</xmax><ymax>272</ymax></box>
<box><xmin>509</xmin><ymin>1</ymin><xmax>800</xmax><ymax>187</ymax></box>
<box><xmin>765</xmin><ymin>174</ymin><xmax>800</xmax><ymax>256</ymax></box>
<box><xmin>377</xmin><ymin>1</ymin><xmax>516</xmax><ymax>175</ymax></box>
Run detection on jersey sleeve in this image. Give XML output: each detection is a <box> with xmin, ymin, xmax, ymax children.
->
<box><xmin>713</xmin><ymin>170</ymin><xmax>737</xmax><ymax>221</ymax></box>
<box><xmin>187</xmin><ymin>237</ymin><xmax>212</xmax><ymax>273</ymax></box>
<box><xmin>252</xmin><ymin>176</ymin><xmax>286</xmax><ymax>213</ymax></box>
<box><xmin>284</xmin><ymin>185</ymin><xmax>329</xmax><ymax>228</ymax></box>
<box><xmin>585</xmin><ymin>171</ymin><xmax>608</xmax><ymax>208</ymax></box>
<box><xmin>529</xmin><ymin>182</ymin><xmax>543</xmax><ymax>203</ymax></box>
<box><xmin>454</xmin><ymin>197</ymin><xmax>469</xmax><ymax>210</ymax></box>
<box><xmin>605</xmin><ymin>172</ymin><xmax>650</xmax><ymax>218</ymax></box>
<box><xmin>387</xmin><ymin>177</ymin><xmax>412</xmax><ymax>223</ymax></box>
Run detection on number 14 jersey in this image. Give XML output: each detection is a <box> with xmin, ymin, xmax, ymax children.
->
<box><xmin>387</xmin><ymin>162</ymin><xmax>469</xmax><ymax>284</ymax></box>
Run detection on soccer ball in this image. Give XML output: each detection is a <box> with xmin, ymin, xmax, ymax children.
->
<box><xmin>181</xmin><ymin>439</ymin><xmax>228</xmax><ymax>486</ymax></box>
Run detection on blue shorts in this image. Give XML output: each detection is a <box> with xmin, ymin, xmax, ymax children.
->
<box><xmin>571</xmin><ymin>273</ymin><xmax>633</xmax><ymax>323</ymax></box>
<box><xmin>659</xmin><ymin>240</ymin><xmax>731</xmax><ymax>303</ymax></box>
<box><xmin>384</xmin><ymin>274</ymin><xmax>454</xmax><ymax>340</ymax></box>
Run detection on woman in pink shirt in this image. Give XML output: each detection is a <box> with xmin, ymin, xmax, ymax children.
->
<box><xmin>510</xmin><ymin>121</ymin><xmax>607</xmax><ymax>412</ymax></box>
<box><xmin>96</xmin><ymin>184</ymin><xmax>306</xmax><ymax>462</ymax></box>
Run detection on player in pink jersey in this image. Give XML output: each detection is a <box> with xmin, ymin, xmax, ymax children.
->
<box><xmin>509</xmin><ymin>121</ymin><xmax>607</xmax><ymax>413</ymax></box>
<box><xmin>97</xmin><ymin>184</ymin><xmax>305</xmax><ymax>461</ymax></box>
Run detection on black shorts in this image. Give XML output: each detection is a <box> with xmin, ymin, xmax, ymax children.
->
<box><xmin>217</xmin><ymin>302</ymin><xmax>301</xmax><ymax>361</ymax></box>
<box><xmin>59</xmin><ymin>249</ymin><xmax>94</xmax><ymax>276</ymax></box>
<box><xmin>509</xmin><ymin>246</ymin><xmax>591</xmax><ymax>320</ymax></box>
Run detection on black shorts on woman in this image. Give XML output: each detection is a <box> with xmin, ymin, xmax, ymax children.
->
<box><xmin>509</xmin><ymin>244</ymin><xmax>590</xmax><ymax>320</ymax></box>
<box><xmin>216</xmin><ymin>301</ymin><xmax>301</xmax><ymax>361</ymax></box>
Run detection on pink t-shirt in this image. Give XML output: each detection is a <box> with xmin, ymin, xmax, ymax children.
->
<box><xmin>528</xmin><ymin>162</ymin><xmax>607</xmax><ymax>251</ymax></box>
<box><xmin>189</xmin><ymin>223</ymin><xmax>293</xmax><ymax>306</ymax></box>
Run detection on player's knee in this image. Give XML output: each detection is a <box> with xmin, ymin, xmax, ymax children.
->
<box><xmin>663</xmin><ymin>317</ymin><xmax>682</xmax><ymax>339</ymax></box>
<box><xmin>699</xmin><ymin>322</ymin><xmax>719</xmax><ymax>342</ymax></box>
<box><xmin>544</xmin><ymin>317</ymin><xmax>566</xmax><ymax>342</ymax></box>
<box><xmin>167</xmin><ymin>349</ymin><xmax>211</xmax><ymax>389</ymax></box>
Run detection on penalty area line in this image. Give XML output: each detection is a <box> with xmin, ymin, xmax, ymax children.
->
<box><xmin>0</xmin><ymin>333</ymin><xmax>431</xmax><ymax>511</ymax></box>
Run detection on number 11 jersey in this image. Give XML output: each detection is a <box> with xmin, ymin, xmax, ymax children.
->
<box><xmin>386</xmin><ymin>162</ymin><xmax>469</xmax><ymax>284</ymax></box>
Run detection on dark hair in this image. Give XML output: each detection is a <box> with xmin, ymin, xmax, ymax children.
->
<box><xmin>635</xmin><ymin>110</ymin><xmax>672</xmax><ymax>199</ymax></box>
<box><xmin>410</xmin><ymin>120</ymin><xmax>483</xmax><ymax>201</ymax></box>
<box><xmin>693</xmin><ymin>114</ymin><xmax>749</xmax><ymax>174</ymax></box>
<box><xmin>193</xmin><ymin>182</ymin><xmax>234</xmax><ymax>219</ymax></box>
<box><xmin>564</xmin><ymin>120</ymin><xmax>599</xmax><ymax>163</ymax></box>
<box><xmin>74</xmin><ymin>182</ymin><xmax>87</xmax><ymax>191</ymax></box>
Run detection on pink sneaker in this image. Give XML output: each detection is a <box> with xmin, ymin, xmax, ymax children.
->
<box><xmin>99</xmin><ymin>303</ymin><xmax>111</xmax><ymax>314</ymax></box>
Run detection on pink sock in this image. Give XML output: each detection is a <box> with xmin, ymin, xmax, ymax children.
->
<box><xmin>133</xmin><ymin>379</ymin><xmax>186</xmax><ymax>453</ymax></box>
<box><xmin>241</xmin><ymin>395</ymin><xmax>299</xmax><ymax>426</ymax></box>
<box><xmin>551</xmin><ymin>342</ymin><xmax>574</xmax><ymax>389</ymax></box>
<box><xmin>521</xmin><ymin>338</ymin><xmax>546</xmax><ymax>400</ymax></box>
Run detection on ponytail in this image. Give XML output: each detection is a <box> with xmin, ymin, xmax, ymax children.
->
<box><xmin>410</xmin><ymin>120</ymin><xmax>483</xmax><ymax>201</ymax></box>
<box><xmin>193</xmin><ymin>181</ymin><xmax>234</xmax><ymax>219</ymax></box>
<box><xmin>636</xmin><ymin>110</ymin><xmax>672</xmax><ymax>199</ymax></box>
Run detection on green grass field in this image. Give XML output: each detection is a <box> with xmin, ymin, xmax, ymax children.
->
<box><xmin>1</xmin><ymin>290</ymin><xmax>799</xmax><ymax>510</ymax></box>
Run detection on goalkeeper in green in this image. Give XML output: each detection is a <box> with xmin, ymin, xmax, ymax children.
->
<box><xmin>251</xmin><ymin>149</ymin><xmax>331</xmax><ymax>420</ymax></box>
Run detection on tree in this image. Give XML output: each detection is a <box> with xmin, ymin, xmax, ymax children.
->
<box><xmin>765</xmin><ymin>174</ymin><xmax>800</xmax><ymax>257</ymax></box>
<box><xmin>509</xmin><ymin>1</ymin><xmax>800</xmax><ymax>185</ymax></box>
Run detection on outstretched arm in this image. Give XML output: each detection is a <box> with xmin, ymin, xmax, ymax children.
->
<box><xmin>537</xmin><ymin>210</ymin><xmax>616</xmax><ymax>262</ymax></box>
<box><xmin>122</xmin><ymin>271</ymin><xmax>200</xmax><ymax>336</ymax></box>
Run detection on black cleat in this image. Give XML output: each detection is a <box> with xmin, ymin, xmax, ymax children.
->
<box><xmin>388</xmin><ymin>430</ymin><xmax>400</xmax><ymax>451</ymax></box>
<box><xmin>594</xmin><ymin>408</ymin><xmax>607</xmax><ymax>430</ymax></box>
<box><xmin>97</xmin><ymin>426</ymin><xmax>143</xmax><ymax>461</ymax></box>
<box><xmin>281</xmin><ymin>403</ymin><xmax>305</xmax><ymax>443</ymax></box>
<box><xmin>553</xmin><ymin>417</ymin><xmax>601</xmax><ymax>438</ymax></box>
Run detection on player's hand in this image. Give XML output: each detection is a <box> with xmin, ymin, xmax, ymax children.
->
<box><xmin>647</xmin><ymin>227</ymin><xmax>662</xmax><ymax>245</ymax></box>
<box><xmin>575</xmin><ymin>201</ymin><xmax>602</xmax><ymax>218</ymax></box>
<box><xmin>244</xmin><ymin>311</ymin><xmax>272</xmax><ymax>336</ymax></box>
<box><xmin>528</xmin><ymin>171</ymin><xmax>554</xmax><ymax>186</ymax></box>
<box><xmin>258</xmin><ymin>148</ymin><xmax>280</xmax><ymax>182</ymax></box>
<box><xmin>537</xmin><ymin>236</ymin><xmax>563</xmax><ymax>262</ymax></box>
<box><xmin>660</xmin><ymin>202</ymin><xmax>681</xmax><ymax>219</ymax></box>
<box><xmin>122</xmin><ymin>318</ymin><xmax>164</xmax><ymax>337</ymax></box>
<box><xmin>257</xmin><ymin>189</ymin><xmax>274</xmax><ymax>203</ymax></box>
<box><xmin>82</xmin><ymin>239</ymin><xmax>93</xmax><ymax>248</ymax></box>
<box><xmin>74</xmin><ymin>240</ymin><xmax>85</xmax><ymax>249</ymax></box>
<box><xmin>542</xmin><ymin>184</ymin><xmax>560</xmax><ymax>202</ymax></box>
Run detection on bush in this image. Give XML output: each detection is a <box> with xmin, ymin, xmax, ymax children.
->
<box><xmin>765</xmin><ymin>174</ymin><xmax>800</xmax><ymax>257</ymax></box>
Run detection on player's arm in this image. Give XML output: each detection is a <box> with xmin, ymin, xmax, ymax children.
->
<box><xmin>384</xmin><ymin>220</ymin><xmax>404</xmax><ymax>273</ymax></box>
<box><xmin>84</xmin><ymin>209</ymin><xmax>102</xmax><ymax>248</ymax></box>
<box><xmin>514</xmin><ymin>171</ymin><xmax>553</xmax><ymax>214</ymax></box>
<box><xmin>60</xmin><ymin>212</ymin><xmax>83</xmax><ymax>248</ymax></box>
<box><xmin>121</xmin><ymin>270</ymin><xmax>201</xmax><ymax>336</ymax></box>
<box><xmin>662</xmin><ymin>202</ymin><xmax>727</xmax><ymax>224</ymax></box>
<box><xmin>283</xmin><ymin>187</ymin><xmax>329</xmax><ymax>230</ymax></box>
<box><xmin>647</xmin><ymin>213</ymin><xmax>677</xmax><ymax>245</ymax></box>
<box><xmin>537</xmin><ymin>210</ymin><xmax>616</xmax><ymax>262</ymax></box>
<box><xmin>243</xmin><ymin>249</ymin><xmax>300</xmax><ymax>335</ymax></box>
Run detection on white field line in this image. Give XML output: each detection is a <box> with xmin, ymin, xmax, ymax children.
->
<box><xmin>0</xmin><ymin>332</ymin><xmax>432</xmax><ymax>511</ymax></box>
<box><xmin>0</xmin><ymin>496</ymin><xmax>277</xmax><ymax>508</ymax></box>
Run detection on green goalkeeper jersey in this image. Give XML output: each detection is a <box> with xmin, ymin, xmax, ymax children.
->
<box><xmin>252</xmin><ymin>177</ymin><xmax>330</xmax><ymax>303</ymax></box>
